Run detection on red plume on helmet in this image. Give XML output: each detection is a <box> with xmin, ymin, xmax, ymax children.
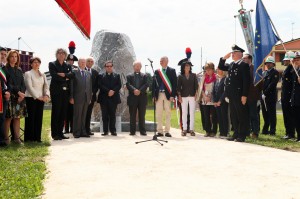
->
<box><xmin>68</xmin><ymin>41</ymin><xmax>76</xmax><ymax>55</ymax></box>
<box><xmin>185</xmin><ymin>47</ymin><xmax>192</xmax><ymax>59</ymax></box>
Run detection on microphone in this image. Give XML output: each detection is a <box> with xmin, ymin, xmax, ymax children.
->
<box><xmin>147</xmin><ymin>58</ymin><xmax>153</xmax><ymax>63</ymax></box>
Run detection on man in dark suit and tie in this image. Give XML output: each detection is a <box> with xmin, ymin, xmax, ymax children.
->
<box><xmin>261</xmin><ymin>56</ymin><xmax>279</xmax><ymax>136</ymax></box>
<box><xmin>97</xmin><ymin>61</ymin><xmax>121</xmax><ymax>136</ymax></box>
<box><xmin>218</xmin><ymin>45</ymin><xmax>250</xmax><ymax>142</ymax></box>
<box><xmin>70</xmin><ymin>58</ymin><xmax>92</xmax><ymax>138</ymax></box>
<box><xmin>85</xmin><ymin>57</ymin><xmax>99</xmax><ymax>136</ymax></box>
<box><xmin>152</xmin><ymin>56</ymin><xmax>177</xmax><ymax>137</ymax></box>
<box><xmin>126</xmin><ymin>61</ymin><xmax>148</xmax><ymax>136</ymax></box>
<box><xmin>0</xmin><ymin>47</ymin><xmax>7</xmax><ymax>68</ymax></box>
<box><xmin>49</xmin><ymin>48</ymin><xmax>74</xmax><ymax>140</ymax></box>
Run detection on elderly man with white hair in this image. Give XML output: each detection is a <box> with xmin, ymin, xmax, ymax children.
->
<box><xmin>70</xmin><ymin>58</ymin><xmax>92</xmax><ymax>138</ymax></box>
<box><xmin>126</xmin><ymin>61</ymin><xmax>149</xmax><ymax>136</ymax></box>
<box><xmin>85</xmin><ymin>56</ymin><xmax>99</xmax><ymax>136</ymax></box>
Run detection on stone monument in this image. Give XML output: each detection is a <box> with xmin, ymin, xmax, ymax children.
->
<box><xmin>90</xmin><ymin>30</ymin><xmax>134</xmax><ymax>131</ymax></box>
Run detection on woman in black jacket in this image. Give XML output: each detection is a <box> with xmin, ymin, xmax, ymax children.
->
<box><xmin>3</xmin><ymin>50</ymin><xmax>26</xmax><ymax>144</ymax></box>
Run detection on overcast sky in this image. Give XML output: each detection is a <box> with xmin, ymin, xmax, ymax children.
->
<box><xmin>0</xmin><ymin>0</ymin><xmax>299</xmax><ymax>73</ymax></box>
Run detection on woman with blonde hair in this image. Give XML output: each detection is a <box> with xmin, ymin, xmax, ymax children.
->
<box><xmin>3</xmin><ymin>50</ymin><xmax>26</xmax><ymax>144</ymax></box>
<box><xmin>24</xmin><ymin>57</ymin><xmax>49</xmax><ymax>142</ymax></box>
<box><xmin>196</xmin><ymin>62</ymin><xmax>217</xmax><ymax>137</ymax></box>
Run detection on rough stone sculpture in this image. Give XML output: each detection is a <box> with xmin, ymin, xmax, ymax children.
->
<box><xmin>90</xmin><ymin>30</ymin><xmax>136</xmax><ymax>130</ymax></box>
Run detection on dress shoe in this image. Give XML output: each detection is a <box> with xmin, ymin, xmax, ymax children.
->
<box><xmin>165</xmin><ymin>132</ymin><xmax>172</xmax><ymax>137</ymax></box>
<box><xmin>111</xmin><ymin>132</ymin><xmax>117</xmax><ymax>136</ymax></box>
<box><xmin>204</xmin><ymin>133</ymin><xmax>210</xmax><ymax>137</ymax></box>
<box><xmin>81</xmin><ymin>134</ymin><xmax>90</xmax><ymax>138</ymax></box>
<box><xmin>0</xmin><ymin>141</ymin><xmax>7</xmax><ymax>147</ymax></box>
<box><xmin>140</xmin><ymin>132</ymin><xmax>147</xmax><ymax>136</ymax></box>
<box><xmin>235</xmin><ymin>138</ymin><xmax>245</xmax><ymax>142</ymax></box>
<box><xmin>282</xmin><ymin>135</ymin><xmax>294</xmax><ymax>139</ymax></box>
<box><xmin>261</xmin><ymin>131</ymin><xmax>269</xmax><ymax>135</ymax></box>
<box><xmin>101</xmin><ymin>132</ymin><xmax>108</xmax><ymax>136</ymax></box>
<box><xmin>61</xmin><ymin>135</ymin><xmax>69</xmax><ymax>139</ymax></box>
<box><xmin>129</xmin><ymin>132</ymin><xmax>136</xmax><ymax>136</ymax></box>
<box><xmin>88</xmin><ymin>132</ymin><xmax>94</xmax><ymax>136</ymax></box>
<box><xmin>296</xmin><ymin>139</ymin><xmax>300</xmax><ymax>142</ymax></box>
<box><xmin>251</xmin><ymin>133</ymin><xmax>258</xmax><ymax>139</ymax></box>
<box><xmin>227</xmin><ymin>137</ymin><xmax>235</xmax><ymax>141</ymax></box>
<box><xmin>53</xmin><ymin>136</ymin><xmax>62</xmax><ymax>140</ymax></box>
<box><xmin>74</xmin><ymin>135</ymin><xmax>80</xmax><ymax>138</ymax></box>
<box><xmin>157</xmin><ymin>133</ymin><xmax>164</xmax><ymax>137</ymax></box>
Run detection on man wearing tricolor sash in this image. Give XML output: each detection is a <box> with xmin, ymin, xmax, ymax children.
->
<box><xmin>152</xmin><ymin>56</ymin><xmax>177</xmax><ymax>137</ymax></box>
<box><xmin>0</xmin><ymin>67</ymin><xmax>11</xmax><ymax>147</ymax></box>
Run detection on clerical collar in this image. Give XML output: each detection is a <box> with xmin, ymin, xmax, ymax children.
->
<box><xmin>106</xmin><ymin>72</ymin><xmax>112</xmax><ymax>75</ymax></box>
<box><xmin>135</xmin><ymin>72</ymin><xmax>140</xmax><ymax>75</ymax></box>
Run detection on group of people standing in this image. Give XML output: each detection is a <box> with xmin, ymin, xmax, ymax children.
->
<box><xmin>1</xmin><ymin>44</ymin><xmax>300</xmax><ymax>146</ymax></box>
<box><xmin>0</xmin><ymin>47</ymin><xmax>49</xmax><ymax>146</ymax></box>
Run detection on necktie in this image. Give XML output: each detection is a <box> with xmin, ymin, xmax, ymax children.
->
<box><xmin>135</xmin><ymin>73</ymin><xmax>140</xmax><ymax>89</ymax></box>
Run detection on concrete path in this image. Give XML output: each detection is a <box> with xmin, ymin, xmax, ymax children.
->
<box><xmin>43</xmin><ymin>128</ymin><xmax>300</xmax><ymax>199</ymax></box>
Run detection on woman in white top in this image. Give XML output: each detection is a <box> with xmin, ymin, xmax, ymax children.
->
<box><xmin>24</xmin><ymin>57</ymin><xmax>50</xmax><ymax>142</ymax></box>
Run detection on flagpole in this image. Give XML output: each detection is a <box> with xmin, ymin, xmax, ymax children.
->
<box><xmin>261</xmin><ymin>0</ymin><xmax>299</xmax><ymax>78</ymax></box>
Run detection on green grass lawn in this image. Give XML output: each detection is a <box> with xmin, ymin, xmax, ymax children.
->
<box><xmin>145</xmin><ymin>109</ymin><xmax>300</xmax><ymax>152</ymax></box>
<box><xmin>0</xmin><ymin>110</ymin><xmax>51</xmax><ymax>199</ymax></box>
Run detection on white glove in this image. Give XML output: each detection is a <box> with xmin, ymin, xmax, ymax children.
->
<box><xmin>262</xmin><ymin>94</ymin><xmax>266</xmax><ymax>100</ymax></box>
<box><xmin>225</xmin><ymin>97</ymin><xmax>229</xmax><ymax>103</ymax></box>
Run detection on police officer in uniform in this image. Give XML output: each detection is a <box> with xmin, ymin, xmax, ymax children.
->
<box><xmin>64</xmin><ymin>53</ymin><xmax>78</xmax><ymax>134</ymax></box>
<box><xmin>261</xmin><ymin>56</ymin><xmax>279</xmax><ymax>135</ymax></box>
<box><xmin>291</xmin><ymin>51</ymin><xmax>300</xmax><ymax>142</ymax></box>
<box><xmin>218</xmin><ymin>44</ymin><xmax>250</xmax><ymax>142</ymax></box>
<box><xmin>281</xmin><ymin>51</ymin><xmax>296</xmax><ymax>139</ymax></box>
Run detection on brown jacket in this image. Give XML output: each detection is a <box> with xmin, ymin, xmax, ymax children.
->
<box><xmin>248</xmin><ymin>64</ymin><xmax>262</xmax><ymax>102</ymax></box>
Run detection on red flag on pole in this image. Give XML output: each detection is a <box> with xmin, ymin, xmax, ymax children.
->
<box><xmin>55</xmin><ymin>0</ymin><xmax>91</xmax><ymax>39</ymax></box>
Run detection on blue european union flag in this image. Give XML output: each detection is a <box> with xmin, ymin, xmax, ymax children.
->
<box><xmin>254</xmin><ymin>0</ymin><xmax>279</xmax><ymax>85</ymax></box>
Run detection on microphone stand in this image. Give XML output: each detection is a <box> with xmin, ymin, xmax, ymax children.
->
<box><xmin>135</xmin><ymin>60</ymin><xmax>168</xmax><ymax>146</ymax></box>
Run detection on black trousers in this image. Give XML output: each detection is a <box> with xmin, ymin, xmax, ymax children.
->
<box><xmin>128</xmin><ymin>96</ymin><xmax>147</xmax><ymax>134</ymax></box>
<box><xmin>282</xmin><ymin>100</ymin><xmax>295</xmax><ymax>137</ymax></box>
<box><xmin>199</xmin><ymin>103</ymin><xmax>206</xmax><ymax>130</ymax></box>
<box><xmin>65</xmin><ymin>103</ymin><xmax>73</xmax><ymax>133</ymax></box>
<box><xmin>0</xmin><ymin>101</ymin><xmax>7</xmax><ymax>143</ymax></box>
<box><xmin>261</xmin><ymin>99</ymin><xmax>277</xmax><ymax>134</ymax></box>
<box><xmin>85</xmin><ymin>100</ymin><xmax>95</xmax><ymax>133</ymax></box>
<box><xmin>101</xmin><ymin>101</ymin><xmax>117</xmax><ymax>133</ymax></box>
<box><xmin>203</xmin><ymin>105</ymin><xmax>217</xmax><ymax>134</ymax></box>
<box><xmin>215</xmin><ymin>102</ymin><xmax>229</xmax><ymax>136</ymax></box>
<box><xmin>229</xmin><ymin>96</ymin><xmax>249</xmax><ymax>140</ymax></box>
<box><xmin>24</xmin><ymin>97</ymin><xmax>44</xmax><ymax>142</ymax></box>
<box><xmin>293</xmin><ymin>106</ymin><xmax>300</xmax><ymax>139</ymax></box>
<box><xmin>51</xmin><ymin>91</ymin><xmax>69</xmax><ymax>138</ymax></box>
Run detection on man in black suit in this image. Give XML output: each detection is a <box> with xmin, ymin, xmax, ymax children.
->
<box><xmin>85</xmin><ymin>57</ymin><xmax>99</xmax><ymax>136</ymax></box>
<box><xmin>218</xmin><ymin>45</ymin><xmax>250</xmax><ymax>142</ymax></box>
<box><xmin>291</xmin><ymin>52</ymin><xmax>300</xmax><ymax>142</ymax></box>
<box><xmin>49</xmin><ymin>48</ymin><xmax>74</xmax><ymax>140</ymax></box>
<box><xmin>97</xmin><ymin>61</ymin><xmax>121</xmax><ymax>136</ymax></box>
<box><xmin>281</xmin><ymin>51</ymin><xmax>296</xmax><ymax>139</ymax></box>
<box><xmin>261</xmin><ymin>56</ymin><xmax>279</xmax><ymax>135</ymax></box>
<box><xmin>126</xmin><ymin>61</ymin><xmax>148</xmax><ymax>136</ymax></box>
<box><xmin>152</xmin><ymin>56</ymin><xmax>177</xmax><ymax>137</ymax></box>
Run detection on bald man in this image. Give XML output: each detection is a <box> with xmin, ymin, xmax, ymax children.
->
<box><xmin>126</xmin><ymin>61</ymin><xmax>149</xmax><ymax>136</ymax></box>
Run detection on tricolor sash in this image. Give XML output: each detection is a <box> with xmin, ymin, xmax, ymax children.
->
<box><xmin>0</xmin><ymin>68</ymin><xmax>6</xmax><ymax>83</ymax></box>
<box><xmin>158</xmin><ymin>69</ymin><xmax>172</xmax><ymax>94</ymax></box>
